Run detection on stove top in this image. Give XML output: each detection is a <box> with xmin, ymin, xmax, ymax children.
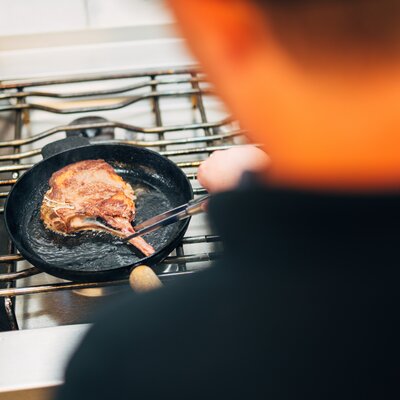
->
<box><xmin>0</xmin><ymin>66</ymin><xmax>247</xmax><ymax>332</ymax></box>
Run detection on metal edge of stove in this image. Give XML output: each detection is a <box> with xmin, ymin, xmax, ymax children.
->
<box><xmin>0</xmin><ymin>37</ymin><xmax>194</xmax><ymax>82</ymax></box>
<box><xmin>0</xmin><ymin>23</ymin><xmax>179</xmax><ymax>53</ymax></box>
<box><xmin>0</xmin><ymin>323</ymin><xmax>90</xmax><ymax>398</ymax></box>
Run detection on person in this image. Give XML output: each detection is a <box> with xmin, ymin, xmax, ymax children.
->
<box><xmin>57</xmin><ymin>0</ymin><xmax>400</xmax><ymax>399</ymax></box>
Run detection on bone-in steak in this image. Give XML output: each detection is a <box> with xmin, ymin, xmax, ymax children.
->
<box><xmin>40</xmin><ymin>159</ymin><xmax>155</xmax><ymax>256</ymax></box>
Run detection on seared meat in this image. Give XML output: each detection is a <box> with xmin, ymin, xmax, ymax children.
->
<box><xmin>40</xmin><ymin>160</ymin><xmax>155</xmax><ymax>257</ymax></box>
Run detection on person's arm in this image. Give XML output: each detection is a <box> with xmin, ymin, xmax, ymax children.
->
<box><xmin>197</xmin><ymin>146</ymin><xmax>270</xmax><ymax>192</ymax></box>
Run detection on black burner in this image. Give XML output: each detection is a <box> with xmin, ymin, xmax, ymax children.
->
<box><xmin>67</xmin><ymin>116</ymin><xmax>114</xmax><ymax>140</ymax></box>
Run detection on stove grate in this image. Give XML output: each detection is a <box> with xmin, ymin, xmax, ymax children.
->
<box><xmin>0</xmin><ymin>66</ymin><xmax>250</xmax><ymax>329</ymax></box>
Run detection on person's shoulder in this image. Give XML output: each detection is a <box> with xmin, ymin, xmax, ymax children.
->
<box><xmin>90</xmin><ymin>263</ymin><xmax>227</xmax><ymax>342</ymax></box>
<box><xmin>61</xmin><ymin>266</ymin><xmax>226</xmax><ymax>391</ymax></box>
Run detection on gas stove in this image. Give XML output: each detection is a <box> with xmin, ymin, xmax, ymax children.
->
<box><xmin>0</xmin><ymin>65</ymin><xmax>247</xmax><ymax>396</ymax></box>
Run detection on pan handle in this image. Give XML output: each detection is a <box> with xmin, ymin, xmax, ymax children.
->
<box><xmin>41</xmin><ymin>136</ymin><xmax>90</xmax><ymax>160</ymax></box>
<box><xmin>129</xmin><ymin>265</ymin><xmax>162</xmax><ymax>293</ymax></box>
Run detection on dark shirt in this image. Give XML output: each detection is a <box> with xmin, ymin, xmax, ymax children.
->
<box><xmin>57</xmin><ymin>181</ymin><xmax>400</xmax><ymax>399</ymax></box>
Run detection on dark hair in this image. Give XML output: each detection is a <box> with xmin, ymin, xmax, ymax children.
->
<box><xmin>254</xmin><ymin>0</ymin><xmax>400</xmax><ymax>61</ymax></box>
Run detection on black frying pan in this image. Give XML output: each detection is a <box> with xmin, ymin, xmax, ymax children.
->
<box><xmin>5</xmin><ymin>137</ymin><xmax>193</xmax><ymax>282</ymax></box>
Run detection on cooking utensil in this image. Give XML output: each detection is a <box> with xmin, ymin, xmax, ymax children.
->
<box><xmin>77</xmin><ymin>194</ymin><xmax>208</xmax><ymax>242</ymax></box>
<box><xmin>5</xmin><ymin>136</ymin><xmax>193</xmax><ymax>282</ymax></box>
<box><xmin>123</xmin><ymin>194</ymin><xmax>209</xmax><ymax>241</ymax></box>
<box><xmin>74</xmin><ymin>218</ymin><xmax>128</xmax><ymax>239</ymax></box>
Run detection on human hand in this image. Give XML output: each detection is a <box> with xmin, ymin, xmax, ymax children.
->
<box><xmin>197</xmin><ymin>146</ymin><xmax>270</xmax><ymax>193</ymax></box>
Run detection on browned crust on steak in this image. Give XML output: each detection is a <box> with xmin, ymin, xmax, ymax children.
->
<box><xmin>40</xmin><ymin>159</ymin><xmax>155</xmax><ymax>256</ymax></box>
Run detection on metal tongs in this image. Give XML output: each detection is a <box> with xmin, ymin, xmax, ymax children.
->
<box><xmin>123</xmin><ymin>194</ymin><xmax>210</xmax><ymax>242</ymax></box>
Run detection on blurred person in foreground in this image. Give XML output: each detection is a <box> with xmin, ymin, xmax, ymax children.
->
<box><xmin>57</xmin><ymin>1</ymin><xmax>400</xmax><ymax>399</ymax></box>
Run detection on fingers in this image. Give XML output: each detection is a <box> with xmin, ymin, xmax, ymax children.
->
<box><xmin>198</xmin><ymin>146</ymin><xmax>270</xmax><ymax>193</ymax></box>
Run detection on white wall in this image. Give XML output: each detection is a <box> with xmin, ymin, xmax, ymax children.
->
<box><xmin>0</xmin><ymin>0</ymin><xmax>196</xmax><ymax>79</ymax></box>
<box><xmin>0</xmin><ymin>0</ymin><xmax>174</xmax><ymax>36</ymax></box>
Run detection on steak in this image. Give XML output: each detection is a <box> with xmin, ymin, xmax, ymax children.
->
<box><xmin>40</xmin><ymin>159</ymin><xmax>155</xmax><ymax>257</ymax></box>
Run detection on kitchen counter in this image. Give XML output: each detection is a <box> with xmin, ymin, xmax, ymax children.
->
<box><xmin>0</xmin><ymin>324</ymin><xmax>89</xmax><ymax>397</ymax></box>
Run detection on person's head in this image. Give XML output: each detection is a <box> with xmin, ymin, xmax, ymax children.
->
<box><xmin>167</xmin><ymin>0</ymin><xmax>400</xmax><ymax>190</ymax></box>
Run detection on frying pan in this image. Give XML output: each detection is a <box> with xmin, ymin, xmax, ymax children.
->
<box><xmin>5</xmin><ymin>136</ymin><xmax>193</xmax><ymax>282</ymax></box>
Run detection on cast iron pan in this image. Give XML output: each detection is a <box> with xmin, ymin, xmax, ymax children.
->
<box><xmin>4</xmin><ymin>137</ymin><xmax>193</xmax><ymax>282</ymax></box>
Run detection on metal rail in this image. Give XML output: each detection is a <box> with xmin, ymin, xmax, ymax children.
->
<box><xmin>0</xmin><ymin>131</ymin><xmax>244</xmax><ymax>161</ymax></box>
<box><xmin>1</xmin><ymin>86</ymin><xmax>25</xmax><ymax>330</ymax></box>
<box><xmin>0</xmin><ymin>118</ymin><xmax>234</xmax><ymax>148</ymax></box>
<box><xmin>0</xmin><ymin>65</ymin><xmax>203</xmax><ymax>89</ymax></box>
<box><xmin>0</xmin><ymin>76</ymin><xmax>206</xmax><ymax>100</ymax></box>
<box><xmin>0</xmin><ymin>247</ymin><xmax>221</xmax><ymax>294</ymax></box>
<box><xmin>0</xmin><ymin>269</ymin><xmax>203</xmax><ymax>298</ymax></box>
<box><xmin>0</xmin><ymin>143</ymin><xmax>247</xmax><ymax>176</ymax></box>
<box><xmin>0</xmin><ymin>88</ymin><xmax>217</xmax><ymax>114</ymax></box>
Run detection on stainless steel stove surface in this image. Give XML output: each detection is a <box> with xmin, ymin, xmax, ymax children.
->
<box><xmin>0</xmin><ymin>66</ymin><xmax>248</xmax><ymax>397</ymax></box>
<box><xmin>0</xmin><ymin>66</ymin><xmax>248</xmax><ymax>330</ymax></box>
